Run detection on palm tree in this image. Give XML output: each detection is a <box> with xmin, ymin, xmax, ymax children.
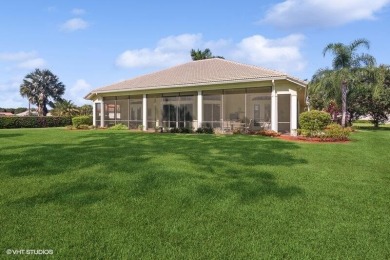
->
<box><xmin>79</xmin><ymin>104</ymin><xmax>93</xmax><ymax>116</ymax></box>
<box><xmin>311</xmin><ymin>39</ymin><xmax>376</xmax><ymax>126</ymax></box>
<box><xmin>190</xmin><ymin>48</ymin><xmax>224</xmax><ymax>61</ymax></box>
<box><xmin>20</xmin><ymin>84</ymin><xmax>35</xmax><ymax>116</ymax></box>
<box><xmin>20</xmin><ymin>69</ymin><xmax>65</xmax><ymax>116</ymax></box>
<box><xmin>51</xmin><ymin>99</ymin><xmax>79</xmax><ymax>116</ymax></box>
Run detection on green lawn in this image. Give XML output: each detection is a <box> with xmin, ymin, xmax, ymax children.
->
<box><xmin>0</xmin><ymin>127</ymin><xmax>389</xmax><ymax>259</ymax></box>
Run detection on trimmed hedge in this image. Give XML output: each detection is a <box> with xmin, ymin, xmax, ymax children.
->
<box><xmin>0</xmin><ymin>116</ymin><xmax>72</xmax><ymax>129</ymax></box>
<box><xmin>72</xmin><ymin>116</ymin><xmax>93</xmax><ymax>128</ymax></box>
<box><xmin>299</xmin><ymin>110</ymin><xmax>331</xmax><ymax>135</ymax></box>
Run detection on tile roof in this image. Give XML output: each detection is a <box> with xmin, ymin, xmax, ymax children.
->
<box><xmin>87</xmin><ymin>58</ymin><xmax>306</xmax><ymax>97</ymax></box>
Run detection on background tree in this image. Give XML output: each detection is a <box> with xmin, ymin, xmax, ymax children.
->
<box><xmin>51</xmin><ymin>99</ymin><xmax>79</xmax><ymax>117</ymax></box>
<box><xmin>20</xmin><ymin>69</ymin><xmax>65</xmax><ymax>116</ymax></box>
<box><xmin>79</xmin><ymin>104</ymin><xmax>93</xmax><ymax>116</ymax></box>
<box><xmin>190</xmin><ymin>48</ymin><xmax>224</xmax><ymax>61</ymax></box>
<box><xmin>349</xmin><ymin>65</ymin><xmax>390</xmax><ymax>127</ymax></box>
<box><xmin>310</xmin><ymin>39</ymin><xmax>376</xmax><ymax>126</ymax></box>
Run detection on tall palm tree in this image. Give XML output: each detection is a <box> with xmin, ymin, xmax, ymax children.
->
<box><xmin>190</xmin><ymin>48</ymin><xmax>224</xmax><ymax>61</ymax></box>
<box><xmin>311</xmin><ymin>39</ymin><xmax>376</xmax><ymax>126</ymax></box>
<box><xmin>20</xmin><ymin>69</ymin><xmax>65</xmax><ymax>116</ymax></box>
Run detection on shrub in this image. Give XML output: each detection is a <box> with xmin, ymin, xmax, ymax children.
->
<box><xmin>256</xmin><ymin>130</ymin><xmax>281</xmax><ymax>137</ymax></box>
<box><xmin>72</xmin><ymin>116</ymin><xmax>92</xmax><ymax>128</ymax></box>
<box><xmin>0</xmin><ymin>116</ymin><xmax>72</xmax><ymax>129</ymax></box>
<box><xmin>322</xmin><ymin>124</ymin><xmax>350</xmax><ymax>141</ymax></box>
<box><xmin>196</xmin><ymin>127</ymin><xmax>214</xmax><ymax>134</ymax></box>
<box><xmin>297</xmin><ymin>129</ymin><xmax>311</xmax><ymax>137</ymax></box>
<box><xmin>299</xmin><ymin>110</ymin><xmax>331</xmax><ymax>136</ymax></box>
<box><xmin>178</xmin><ymin>127</ymin><xmax>192</xmax><ymax>133</ymax></box>
<box><xmin>169</xmin><ymin>127</ymin><xmax>179</xmax><ymax>133</ymax></box>
<box><xmin>78</xmin><ymin>124</ymin><xmax>91</xmax><ymax>130</ymax></box>
<box><xmin>168</xmin><ymin>127</ymin><xmax>192</xmax><ymax>133</ymax></box>
<box><xmin>109</xmin><ymin>123</ymin><xmax>128</xmax><ymax>130</ymax></box>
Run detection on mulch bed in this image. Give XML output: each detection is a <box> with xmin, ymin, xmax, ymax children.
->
<box><xmin>276</xmin><ymin>135</ymin><xmax>350</xmax><ymax>143</ymax></box>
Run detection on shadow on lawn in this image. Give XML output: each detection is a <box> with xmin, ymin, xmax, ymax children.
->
<box><xmin>2</xmin><ymin>131</ymin><xmax>306</xmax><ymax>206</ymax></box>
<box><xmin>354</xmin><ymin>126</ymin><xmax>390</xmax><ymax>131</ymax></box>
<box><xmin>9</xmin><ymin>177</ymin><xmax>108</xmax><ymax>207</ymax></box>
<box><xmin>0</xmin><ymin>132</ymin><xmax>23</xmax><ymax>138</ymax></box>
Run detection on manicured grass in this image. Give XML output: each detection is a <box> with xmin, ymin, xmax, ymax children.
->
<box><xmin>0</xmin><ymin>127</ymin><xmax>389</xmax><ymax>258</ymax></box>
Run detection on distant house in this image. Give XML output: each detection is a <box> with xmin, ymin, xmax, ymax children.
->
<box><xmin>15</xmin><ymin>111</ymin><xmax>38</xmax><ymax>116</ymax></box>
<box><xmin>0</xmin><ymin>112</ymin><xmax>14</xmax><ymax>116</ymax></box>
<box><xmin>85</xmin><ymin>58</ymin><xmax>307</xmax><ymax>135</ymax></box>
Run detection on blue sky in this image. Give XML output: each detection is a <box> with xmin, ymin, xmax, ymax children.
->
<box><xmin>1</xmin><ymin>0</ymin><xmax>390</xmax><ymax>107</ymax></box>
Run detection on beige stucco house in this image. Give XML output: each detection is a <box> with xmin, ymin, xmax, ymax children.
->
<box><xmin>85</xmin><ymin>58</ymin><xmax>307</xmax><ymax>135</ymax></box>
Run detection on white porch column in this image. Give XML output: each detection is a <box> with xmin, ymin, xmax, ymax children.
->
<box><xmin>291</xmin><ymin>91</ymin><xmax>298</xmax><ymax>136</ymax></box>
<box><xmin>197</xmin><ymin>91</ymin><xmax>203</xmax><ymax>128</ymax></box>
<box><xmin>142</xmin><ymin>94</ymin><xmax>147</xmax><ymax>131</ymax></box>
<box><xmin>271</xmin><ymin>80</ymin><xmax>278</xmax><ymax>131</ymax></box>
<box><xmin>100</xmin><ymin>100</ymin><xmax>105</xmax><ymax>128</ymax></box>
<box><xmin>92</xmin><ymin>101</ymin><xmax>96</xmax><ymax>126</ymax></box>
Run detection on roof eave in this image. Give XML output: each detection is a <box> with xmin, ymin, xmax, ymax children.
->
<box><xmin>88</xmin><ymin>76</ymin><xmax>293</xmax><ymax>96</ymax></box>
<box><xmin>84</xmin><ymin>92</ymin><xmax>97</xmax><ymax>100</ymax></box>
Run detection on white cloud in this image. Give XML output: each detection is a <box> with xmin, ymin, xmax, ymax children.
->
<box><xmin>262</xmin><ymin>0</ymin><xmax>390</xmax><ymax>29</ymax></box>
<box><xmin>68</xmin><ymin>79</ymin><xmax>93</xmax><ymax>105</ymax></box>
<box><xmin>116</xmin><ymin>33</ymin><xmax>306</xmax><ymax>73</ymax></box>
<box><xmin>156</xmin><ymin>34</ymin><xmax>202</xmax><ymax>51</ymax></box>
<box><xmin>61</xmin><ymin>18</ymin><xmax>89</xmax><ymax>32</ymax></box>
<box><xmin>116</xmin><ymin>34</ymin><xmax>202</xmax><ymax>68</ymax></box>
<box><xmin>0</xmin><ymin>76</ymin><xmax>28</xmax><ymax>108</ymax></box>
<box><xmin>0</xmin><ymin>51</ymin><xmax>46</xmax><ymax>70</ymax></box>
<box><xmin>0</xmin><ymin>51</ymin><xmax>37</xmax><ymax>61</ymax></box>
<box><xmin>17</xmin><ymin>58</ymin><xmax>46</xmax><ymax>69</ymax></box>
<box><xmin>72</xmin><ymin>8</ymin><xmax>86</xmax><ymax>15</ymax></box>
<box><xmin>231</xmin><ymin>34</ymin><xmax>306</xmax><ymax>72</ymax></box>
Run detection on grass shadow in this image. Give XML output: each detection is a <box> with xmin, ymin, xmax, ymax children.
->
<box><xmin>8</xmin><ymin>177</ymin><xmax>108</xmax><ymax>208</ymax></box>
<box><xmin>1</xmin><ymin>131</ymin><xmax>307</xmax><ymax>207</ymax></box>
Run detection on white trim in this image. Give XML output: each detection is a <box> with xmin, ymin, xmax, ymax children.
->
<box><xmin>92</xmin><ymin>101</ymin><xmax>96</xmax><ymax>126</ymax></box>
<box><xmin>271</xmin><ymin>80</ymin><xmax>278</xmax><ymax>132</ymax></box>
<box><xmin>197</xmin><ymin>91</ymin><xmax>203</xmax><ymax>128</ymax></box>
<box><xmin>142</xmin><ymin>94</ymin><xmax>147</xmax><ymax>131</ymax></box>
<box><xmin>291</xmin><ymin>93</ymin><xmax>298</xmax><ymax>136</ymax></box>
<box><xmin>85</xmin><ymin>77</ymin><xmax>306</xmax><ymax>100</ymax></box>
<box><xmin>100</xmin><ymin>100</ymin><xmax>104</xmax><ymax>128</ymax></box>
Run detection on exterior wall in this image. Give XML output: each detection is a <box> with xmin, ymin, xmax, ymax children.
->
<box><xmin>90</xmin><ymin>80</ymin><xmax>305</xmax><ymax>135</ymax></box>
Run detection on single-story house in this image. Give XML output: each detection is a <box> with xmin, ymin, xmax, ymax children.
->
<box><xmin>85</xmin><ymin>58</ymin><xmax>307</xmax><ymax>135</ymax></box>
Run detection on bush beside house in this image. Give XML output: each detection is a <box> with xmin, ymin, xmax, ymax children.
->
<box><xmin>72</xmin><ymin>116</ymin><xmax>93</xmax><ymax>128</ymax></box>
